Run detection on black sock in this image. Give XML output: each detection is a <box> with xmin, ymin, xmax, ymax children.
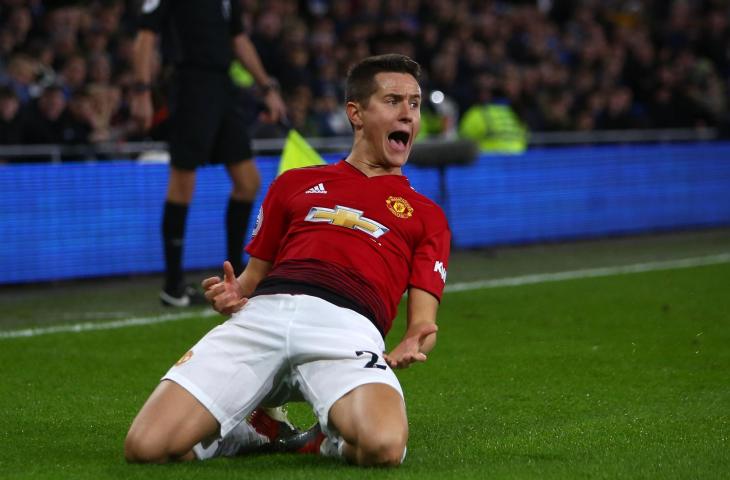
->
<box><xmin>226</xmin><ymin>198</ymin><xmax>253</xmax><ymax>276</ymax></box>
<box><xmin>162</xmin><ymin>201</ymin><xmax>189</xmax><ymax>293</ymax></box>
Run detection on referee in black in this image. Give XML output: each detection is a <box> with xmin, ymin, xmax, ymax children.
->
<box><xmin>131</xmin><ymin>0</ymin><xmax>286</xmax><ymax>307</ymax></box>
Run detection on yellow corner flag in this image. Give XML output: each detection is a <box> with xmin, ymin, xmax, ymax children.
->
<box><xmin>277</xmin><ymin>129</ymin><xmax>326</xmax><ymax>176</ymax></box>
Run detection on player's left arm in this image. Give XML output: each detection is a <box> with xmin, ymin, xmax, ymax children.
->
<box><xmin>384</xmin><ymin>287</ymin><xmax>439</xmax><ymax>369</ymax></box>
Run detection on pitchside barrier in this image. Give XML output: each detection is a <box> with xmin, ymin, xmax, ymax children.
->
<box><xmin>1</xmin><ymin>141</ymin><xmax>729</xmax><ymax>284</ymax></box>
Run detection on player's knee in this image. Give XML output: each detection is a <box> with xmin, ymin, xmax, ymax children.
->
<box><xmin>124</xmin><ymin>427</ymin><xmax>172</xmax><ymax>464</ymax></box>
<box><xmin>357</xmin><ymin>428</ymin><xmax>408</xmax><ymax>467</ymax></box>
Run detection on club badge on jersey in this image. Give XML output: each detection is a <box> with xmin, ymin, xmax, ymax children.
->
<box><xmin>386</xmin><ymin>196</ymin><xmax>413</xmax><ymax>218</ymax></box>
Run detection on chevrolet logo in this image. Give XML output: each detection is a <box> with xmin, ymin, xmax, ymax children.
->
<box><xmin>305</xmin><ymin>205</ymin><xmax>389</xmax><ymax>239</ymax></box>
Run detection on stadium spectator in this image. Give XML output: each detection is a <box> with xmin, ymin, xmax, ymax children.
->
<box><xmin>82</xmin><ymin>27</ymin><xmax>111</xmax><ymax>58</ymax></box>
<box><xmin>279</xmin><ymin>43</ymin><xmax>313</xmax><ymax>92</ymax></box>
<box><xmin>125</xmin><ymin>53</ymin><xmax>449</xmax><ymax>467</ymax></box>
<box><xmin>87</xmin><ymin>52</ymin><xmax>111</xmax><ymax>85</ymax></box>
<box><xmin>312</xmin><ymin>86</ymin><xmax>351</xmax><ymax>137</ymax></box>
<box><xmin>93</xmin><ymin>0</ymin><xmax>124</xmax><ymax>36</ymax></box>
<box><xmin>101</xmin><ymin>82</ymin><xmax>136</xmax><ymax>142</ymax></box>
<box><xmin>249</xmin><ymin>8</ymin><xmax>286</xmax><ymax>81</ymax></box>
<box><xmin>285</xmin><ymin>84</ymin><xmax>319</xmax><ymax>137</ymax></box>
<box><xmin>24</xmin><ymin>38</ymin><xmax>56</xmax><ymax>80</ymax></box>
<box><xmin>698</xmin><ymin>7</ymin><xmax>730</xmax><ymax>76</ymax></box>
<box><xmin>311</xmin><ymin>60</ymin><xmax>343</xmax><ymax>102</ymax></box>
<box><xmin>58</xmin><ymin>53</ymin><xmax>86</xmax><ymax>98</ymax></box>
<box><xmin>459</xmin><ymin>73</ymin><xmax>528</xmax><ymax>153</ymax></box>
<box><xmin>600</xmin><ymin>85</ymin><xmax>648</xmax><ymax>130</ymax></box>
<box><xmin>538</xmin><ymin>89</ymin><xmax>575</xmax><ymax>131</ymax></box>
<box><xmin>308</xmin><ymin>16</ymin><xmax>337</xmax><ymax>67</ymax></box>
<box><xmin>130</xmin><ymin>0</ymin><xmax>286</xmax><ymax>307</ymax></box>
<box><xmin>0</xmin><ymin>85</ymin><xmax>23</xmax><ymax>158</ymax></box>
<box><xmin>66</xmin><ymin>87</ymin><xmax>102</xmax><ymax>143</ymax></box>
<box><xmin>1</xmin><ymin>0</ymin><xmax>729</xmax><ymax>149</ymax></box>
<box><xmin>22</xmin><ymin>83</ymin><xmax>71</xmax><ymax>144</ymax></box>
<box><xmin>0</xmin><ymin>27</ymin><xmax>16</xmax><ymax>64</ymax></box>
<box><xmin>5</xmin><ymin>5</ymin><xmax>32</xmax><ymax>48</ymax></box>
<box><xmin>77</xmin><ymin>83</ymin><xmax>121</xmax><ymax>143</ymax></box>
<box><xmin>44</xmin><ymin>6</ymin><xmax>86</xmax><ymax>67</ymax></box>
<box><xmin>2</xmin><ymin>53</ymin><xmax>38</xmax><ymax>104</ymax></box>
<box><xmin>112</xmin><ymin>29</ymin><xmax>135</xmax><ymax>65</ymax></box>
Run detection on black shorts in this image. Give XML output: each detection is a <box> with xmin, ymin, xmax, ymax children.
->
<box><xmin>168</xmin><ymin>68</ymin><xmax>253</xmax><ymax>171</ymax></box>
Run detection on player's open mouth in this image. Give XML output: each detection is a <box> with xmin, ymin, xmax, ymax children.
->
<box><xmin>387</xmin><ymin>130</ymin><xmax>410</xmax><ymax>153</ymax></box>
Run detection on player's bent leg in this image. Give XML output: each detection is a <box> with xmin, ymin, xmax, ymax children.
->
<box><xmin>226</xmin><ymin>159</ymin><xmax>260</xmax><ymax>202</ymax></box>
<box><xmin>328</xmin><ymin>383</ymin><xmax>408</xmax><ymax>467</ymax></box>
<box><xmin>125</xmin><ymin>380</ymin><xmax>219</xmax><ymax>464</ymax></box>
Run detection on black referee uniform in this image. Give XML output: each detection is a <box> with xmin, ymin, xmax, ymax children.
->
<box><xmin>136</xmin><ymin>0</ymin><xmax>262</xmax><ymax>305</ymax></box>
<box><xmin>137</xmin><ymin>0</ymin><xmax>253</xmax><ymax>169</ymax></box>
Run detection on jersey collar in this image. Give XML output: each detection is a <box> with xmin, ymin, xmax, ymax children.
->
<box><xmin>338</xmin><ymin>160</ymin><xmax>411</xmax><ymax>185</ymax></box>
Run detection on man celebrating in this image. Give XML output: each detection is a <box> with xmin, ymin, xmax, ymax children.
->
<box><xmin>125</xmin><ymin>54</ymin><xmax>451</xmax><ymax>467</ymax></box>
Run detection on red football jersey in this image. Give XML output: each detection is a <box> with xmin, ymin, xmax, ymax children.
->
<box><xmin>246</xmin><ymin>160</ymin><xmax>451</xmax><ymax>335</ymax></box>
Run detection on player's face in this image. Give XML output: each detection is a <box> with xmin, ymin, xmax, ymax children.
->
<box><xmin>359</xmin><ymin>72</ymin><xmax>421</xmax><ymax>170</ymax></box>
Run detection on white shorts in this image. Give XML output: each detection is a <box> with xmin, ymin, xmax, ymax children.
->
<box><xmin>162</xmin><ymin>294</ymin><xmax>404</xmax><ymax>438</ymax></box>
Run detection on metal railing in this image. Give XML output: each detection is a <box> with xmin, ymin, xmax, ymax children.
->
<box><xmin>0</xmin><ymin>128</ymin><xmax>720</xmax><ymax>163</ymax></box>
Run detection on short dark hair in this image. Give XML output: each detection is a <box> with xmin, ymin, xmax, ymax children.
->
<box><xmin>345</xmin><ymin>54</ymin><xmax>421</xmax><ymax>106</ymax></box>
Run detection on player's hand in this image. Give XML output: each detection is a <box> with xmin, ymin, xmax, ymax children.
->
<box><xmin>384</xmin><ymin>323</ymin><xmax>438</xmax><ymax>369</ymax></box>
<box><xmin>201</xmin><ymin>261</ymin><xmax>247</xmax><ymax>316</ymax></box>
<box><xmin>130</xmin><ymin>92</ymin><xmax>153</xmax><ymax>132</ymax></box>
<box><xmin>264</xmin><ymin>89</ymin><xmax>287</xmax><ymax>124</ymax></box>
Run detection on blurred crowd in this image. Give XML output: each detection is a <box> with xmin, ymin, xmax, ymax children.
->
<box><xmin>1</xmin><ymin>0</ymin><xmax>729</xmax><ymax>156</ymax></box>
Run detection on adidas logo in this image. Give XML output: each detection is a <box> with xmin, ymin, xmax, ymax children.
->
<box><xmin>305</xmin><ymin>183</ymin><xmax>328</xmax><ymax>194</ymax></box>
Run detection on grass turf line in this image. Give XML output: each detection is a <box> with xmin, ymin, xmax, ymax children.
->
<box><xmin>3</xmin><ymin>252</ymin><xmax>729</xmax><ymax>339</ymax></box>
<box><xmin>0</xmin><ymin>263</ymin><xmax>728</xmax><ymax>479</ymax></box>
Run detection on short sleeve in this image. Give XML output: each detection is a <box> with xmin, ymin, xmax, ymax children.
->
<box><xmin>408</xmin><ymin>216</ymin><xmax>451</xmax><ymax>301</ymax></box>
<box><xmin>136</xmin><ymin>0</ymin><xmax>170</xmax><ymax>33</ymax></box>
<box><xmin>245</xmin><ymin>176</ymin><xmax>289</xmax><ymax>262</ymax></box>
<box><xmin>229</xmin><ymin>0</ymin><xmax>245</xmax><ymax>36</ymax></box>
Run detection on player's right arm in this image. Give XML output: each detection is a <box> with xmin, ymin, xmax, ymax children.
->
<box><xmin>202</xmin><ymin>171</ymin><xmax>294</xmax><ymax>316</ymax></box>
<box><xmin>202</xmin><ymin>257</ymin><xmax>272</xmax><ymax>316</ymax></box>
<box><xmin>204</xmin><ymin>170</ymin><xmax>297</xmax><ymax>315</ymax></box>
<box><xmin>236</xmin><ymin>256</ymin><xmax>273</xmax><ymax>297</ymax></box>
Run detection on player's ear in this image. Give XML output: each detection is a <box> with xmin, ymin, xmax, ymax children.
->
<box><xmin>346</xmin><ymin>101</ymin><xmax>363</xmax><ymax>129</ymax></box>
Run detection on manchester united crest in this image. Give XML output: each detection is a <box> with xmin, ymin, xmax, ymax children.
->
<box><xmin>386</xmin><ymin>196</ymin><xmax>413</xmax><ymax>218</ymax></box>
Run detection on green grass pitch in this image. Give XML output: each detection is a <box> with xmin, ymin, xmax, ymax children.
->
<box><xmin>1</xmin><ymin>259</ymin><xmax>729</xmax><ymax>479</ymax></box>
